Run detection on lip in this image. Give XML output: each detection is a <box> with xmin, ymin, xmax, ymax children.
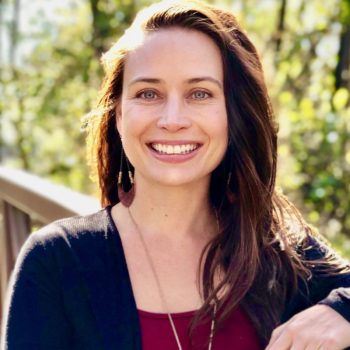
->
<box><xmin>147</xmin><ymin>140</ymin><xmax>202</xmax><ymax>145</ymax></box>
<box><xmin>146</xmin><ymin>140</ymin><xmax>202</xmax><ymax>163</ymax></box>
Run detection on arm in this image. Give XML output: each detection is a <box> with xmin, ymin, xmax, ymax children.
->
<box><xmin>1</xmin><ymin>233</ymin><xmax>73</xmax><ymax>350</ymax></box>
<box><xmin>266</xmin><ymin>234</ymin><xmax>350</xmax><ymax>350</ymax></box>
<box><xmin>307</xmin><ymin>235</ymin><xmax>350</xmax><ymax>321</ymax></box>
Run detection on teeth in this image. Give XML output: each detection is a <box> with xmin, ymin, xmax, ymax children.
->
<box><xmin>151</xmin><ymin>143</ymin><xmax>198</xmax><ymax>155</ymax></box>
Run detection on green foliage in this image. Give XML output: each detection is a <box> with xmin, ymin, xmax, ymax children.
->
<box><xmin>1</xmin><ymin>0</ymin><xmax>349</xmax><ymax>255</ymax></box>
<box><xmin>1</xmin><ymin>0</ymin><xmax>152</xmax><ymax>193</ymax></box>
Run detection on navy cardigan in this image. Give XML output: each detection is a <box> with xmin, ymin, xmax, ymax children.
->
<box><xmin>1</xmin><ymin>207</ymin><xmax>350</xmax><ymax>350</ymax></box>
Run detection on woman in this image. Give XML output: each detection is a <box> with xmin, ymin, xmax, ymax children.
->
<box><xmin>2</xmin><ymin>1</ymin><xmax>350</xmax><ymax>349</ymax></box>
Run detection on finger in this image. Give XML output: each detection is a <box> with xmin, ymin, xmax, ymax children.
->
<box><xmin>265</xmin><ymin>329</ymin><xmax>292</xmax><ymax>350</ymax></box>
<box><xmin>290</xmin><ymin>345</ymin><xmax>305</xmax><ymax>350</ymax></box>
<box><xmin>289</xmin><ymin>334</ymin><xmax>308</xmax><ymax>350</ymax></box>
<box><xmin>305</xmin><ymin>342</ymin><xmax>323</xmax><ymax>350</ymax></box>
<box><xmin>288</xmin><ymin>328</ymin><xmax>324</xmax><ymax>350</ymax></box>
<box><xmin>266</xmin><ymin>324</ymin><xmax>287</xmax><ymax>349</ymax></box>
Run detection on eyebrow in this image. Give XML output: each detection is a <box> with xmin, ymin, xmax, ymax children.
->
<box><xmin>128</xmin><ymin>76</ymin><xmax>223</xmax><ymax>89</ymax></box>
<box><xmin>128</xmin><ymin>78</ymin><xmax>161</xmax><ymax>86</ymax></box>
<box><xmin>187</xmin><ymin>77</ymin><xmax>223</xmax><ymax>89</ymax></box>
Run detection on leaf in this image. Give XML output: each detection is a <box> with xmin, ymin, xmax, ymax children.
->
<box><xmin>333</xmin><ymin>88</ymin><xmax>349</xmax><ymax>111</ymax></box>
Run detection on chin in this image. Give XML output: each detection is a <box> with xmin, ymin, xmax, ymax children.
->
<box><xmin>143</xmin><ymin>170</ymin><xmax>209</xmax><ymax>188</ymax></box>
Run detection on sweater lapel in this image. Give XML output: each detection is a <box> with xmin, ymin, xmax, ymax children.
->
<box><xmin>77</xmin><ymin>210</ymin><xmax>142</xmax><ymax>350</ymax></box>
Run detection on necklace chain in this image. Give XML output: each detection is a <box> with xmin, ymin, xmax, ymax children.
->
<box><xmin>127</xmin><ymin>207</ymin><xmax>218</xmax><ymax>350</ymax></box>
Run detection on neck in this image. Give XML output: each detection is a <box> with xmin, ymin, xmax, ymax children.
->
<box><xmin>124</xmin><ymin>173</ymin><xmax>217</xmax><ymax>241</ymax></box>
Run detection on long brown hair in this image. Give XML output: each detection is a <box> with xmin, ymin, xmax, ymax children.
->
<box><xmin>86</xmin><ymin>0</ymin><xmax>349</xmax><ymax>346</ymax></box>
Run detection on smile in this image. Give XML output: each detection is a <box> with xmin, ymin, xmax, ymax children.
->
<box><xmin>150</xmin><ymin>143</ymin><xmax>200</xmax><ymax>155</ymax></box>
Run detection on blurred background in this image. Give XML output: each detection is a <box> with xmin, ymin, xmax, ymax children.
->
<box><xmin>0</xmin><ymin>0</ymin><xmax>349</xmax><ymax>258</ymax></box>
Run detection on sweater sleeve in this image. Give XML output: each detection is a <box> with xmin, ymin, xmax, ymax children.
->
<box><xmin>305</xmin><ymin>235</ymin><xmax>350</xmax><ymax>323</ymax></box>
<box><xmin>1</xmin><ymin>232</ymin><xmax>73</xmax><ymax>350</ymax></box>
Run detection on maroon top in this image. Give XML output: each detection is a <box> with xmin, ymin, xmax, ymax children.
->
<box><xmin>138</xmin><ymin>306</ymin><xmax>262</xmax><ymax>350</ymax></box>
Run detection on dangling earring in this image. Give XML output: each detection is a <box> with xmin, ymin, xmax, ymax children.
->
<box><xmin>117</xmin><ymin>147</ymin><xmax>135</xmax><ymax>207</ymax></box>
<box><xmin>226</xmin><ymin>171</ymin><xmax>235</xmax><ymax>204</ymax></box>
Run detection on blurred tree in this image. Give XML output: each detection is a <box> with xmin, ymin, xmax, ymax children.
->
<box><xmin>0</xmin><ymin>0</ymin><xmax>4</xmax><ymax>163</ymax></box>
<box><xmin>274</xmin><ymin>0</ymin><xmax>287</xmax><ymax>56</ymax></box>
<box><xmin>0</xmin><ymin>0</ymin><xmax>349</xmax><ymax>255</ymax></box>
<box><xmin>1</xmin><ymin>0</ymin><xmax>152</xmax><ymax>192</ymax></box>
<box><xmin>89</xmin><ymin>0</ymin><xmax>139</xmax><ymax>57</ymax></box>
<box><xmin>335</xmin><ymin>0</ymin><xmax>350</xmax><ymax>92</ymax></box>
<box><xmin>263</xmin><ymin>0</ymin><xmax>350</xmax><ymax>249</ymax></box>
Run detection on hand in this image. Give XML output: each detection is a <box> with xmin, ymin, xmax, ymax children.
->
<box><xmin>265</xmin><ymin>304</ymin><xmax>350</xmax><ymax>350</ymax></box>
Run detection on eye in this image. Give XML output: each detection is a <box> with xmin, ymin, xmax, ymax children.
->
<box><xmin>137</xmin><ymin>90</ymin><xmax>158</xmax><ymax>100</ymax></box>
<box><xmin>191</xmin><ymin>90</ymin><xmax>211</xmax><ymax>100</ymax></box>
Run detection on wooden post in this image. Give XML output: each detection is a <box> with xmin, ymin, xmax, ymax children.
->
<box><xmin>0</xmin><ymin>201</ymin><xmax>30</xmax><ymax>321</ymax></box>
<box><xmin>0</xmin><ymin>166</ymin><xmax>100</xmax><ymax>322</ymax></box>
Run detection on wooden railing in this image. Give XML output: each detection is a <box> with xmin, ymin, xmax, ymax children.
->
<box><xmin>0</xmin><ymin>166</ymin><xmax>100</xmax><ymax>321</ymax></box>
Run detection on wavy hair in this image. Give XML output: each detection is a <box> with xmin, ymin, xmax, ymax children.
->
<box><xmin>86</xmin><ymin>0</ymin><xmax>349</xmax><ymax>346</ymax></box>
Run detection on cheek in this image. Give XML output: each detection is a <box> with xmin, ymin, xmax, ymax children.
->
<box><xmin>118</xmin><ymin>104</ymin><xmax>152</xmax><ymax>160</ymax></box>
<box><xmin>212</xmin><ymin>107</ymin><xmax>228</xmax><ymax>142</ymax></box>
<box><xmin>213</xmin><ymin>110</ymin><xmax>229</xmax><ymax>158</ymax></box>
<box><xmin>120</xmin><ymin>101</ymin><xmax>155</xmax><ymax>129</ymax></box>
<box><xmin>119</xmin><ymin>104</ymin><xmax>141</xmax><ymax>136</ymax></box>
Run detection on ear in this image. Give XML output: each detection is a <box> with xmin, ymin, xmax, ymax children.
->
<box><xmin>115</xmin><ymin>102</ymin><xmax>122</xmax><ymax>136</ymax></box>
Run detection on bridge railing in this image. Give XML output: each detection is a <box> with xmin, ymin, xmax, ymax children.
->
<box><xmin>0</xmin><ymin>166</ymin><xmax>100</xmax><ymax>320</ymax></box>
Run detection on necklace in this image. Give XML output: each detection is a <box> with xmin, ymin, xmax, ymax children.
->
<box><xmin>127</xmin><ymin>207</ymin><xmax>218</xmax><ymax>350</ymax></box>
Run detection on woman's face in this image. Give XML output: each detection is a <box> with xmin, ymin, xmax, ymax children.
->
<box><xmin>117</xmin><ymin>27</ymin><xmax>228</xmax><ymax>189</ymax></box>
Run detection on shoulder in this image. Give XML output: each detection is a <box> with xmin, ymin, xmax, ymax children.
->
<box><xmin>299</xmin><ymin>233</ymin><xmax>350</xmax><ymax>303</ymax></box>
<box><xmin>27</xmin><ymin>208</ymin><xmax>112</xmax><ymax>247</ymax></box>
<box><xmin>281</xmin><ymin>233</ymin><xmax>350</xmax><ymax>322</ymax></box>
<box><xmin>301</xmin><ymin>233</ymin><xmax>350</xmax><ymax>274</ymax></box>
<box><xmin>14</xmin><ymin>208</ymin><xmax>118</xmax><ymax>273</ymax></box>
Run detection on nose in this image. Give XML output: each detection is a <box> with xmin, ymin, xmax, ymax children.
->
<box><xmin>157</xmin><ymin>95</ymin><xmax>192</xmax><ymax>132</ymax></box>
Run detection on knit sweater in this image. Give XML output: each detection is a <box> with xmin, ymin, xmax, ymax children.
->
<box><xmin>1</xmin><ymin>207</ymin><xmax>350</xmax><ymax>350</ymax></box>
